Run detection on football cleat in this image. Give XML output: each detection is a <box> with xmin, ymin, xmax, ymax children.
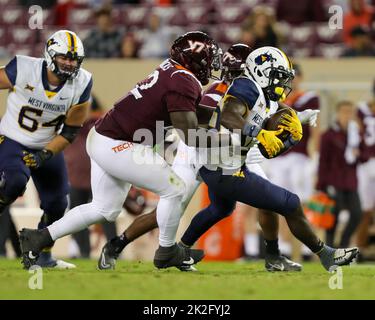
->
<box><xmin>265</xmin><ymin>254</ymin><xmax>302</xmax><ymax>272</ymax></box>
<box><xmin>319</xmin><ymin>246</ymin><xmax>359</xmax><ymax>271</ymax></box>
<box><xmin>98</xmin><ymin>240</ymin><xmax>120</xmax><ymax>270</ymax></box>
<box><xmin>19</xmin><ymin>228</ymin><xmax>53</xmax><ymax>269</ymax></box>
<box><xmin>36</xmin><ymin>252</ymin><xmax>76</xmax><ymax>269</ymax></box>
<box><xmin>153</xmin><ymin>243</ymin><xmax>204</xmax><ymax>270</ymax></box>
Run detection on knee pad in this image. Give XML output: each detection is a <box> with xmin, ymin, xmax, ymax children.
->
<box><xmin>0</xmin><ymin>170</ymin><xmax>28</xmax><ymax>202</ymax></box>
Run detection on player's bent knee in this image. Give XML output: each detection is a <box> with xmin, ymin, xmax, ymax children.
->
<box><xmin>1</xmin><ymin>170</ymin><xmax>28</xmax><ymax>201</ymax></box>
<box><xmin>284</xmin><ymin>192</ymin><xmax>301</xmax><ymax>215</ymax></box>
<box><xmin>91</xmin><ymin>200</ymin><xmax>122</xmax><ymax>222</ymax></box>
<box><xmin>211</xmin><ymin>201</ymin><xmax>236</xmax><ymax>218</ymax></box>
<box><xmin>160</xmin><ymin>173</ymin><xmax>187</xmax><ymax>201</ymax></box>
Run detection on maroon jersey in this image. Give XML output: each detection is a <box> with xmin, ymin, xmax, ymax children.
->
<box><xmin>282</xmin><ymin>90</ymin><xmax>320</xmax><ymax>156</ymax></box>
<box><xmin>199</xmin><ymin>80</ymin><xmax>229</xmax><ymax>110</ymax></box>
<box><xmin>357</xmin><ymin>101</ymin><xmax>375</xmax><ymax>161</ymax></box>
<box><xmin>317</xmin><ymin>123</ymin><xmax>358</xmax><ymax>192</ymax></box>
<box><xmin>196</xmin><ymin>80</ymin><xmax>229</xmax><ymax>128</ymax></box>
<box><xmin>95</xmin><ymin>59</ymin><xmax>202</xmax><ymax>145</ymax></box>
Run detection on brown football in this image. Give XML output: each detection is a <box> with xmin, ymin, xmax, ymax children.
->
<box><xmin>258</xmin><ymin>108</ymin><xmax>293</xmax><ymax>159</ymax></box>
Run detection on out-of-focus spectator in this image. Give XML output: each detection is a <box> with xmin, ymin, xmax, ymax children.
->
<box><xmin>356</xmin><ymin>80</ymin><xmax>375</xmax><ymax>261</ymax></box>
<box><xmin>317</xmin><ymin>100</ymin><xmax>362</xmax><ymax>248</ymax></box>
<box><xmin>276</xmin><ymin>0</ymin><xmax>326</xmax><ymax>25</ymax></box>
<box><xmin>54</xmin><ymin>0</ymin><xmax>75</xmax><ymax>26</ymax></box>
<box><xmin>121</xmin><ymin>33</ymin><xmax>140</xmax><ymax>58</ymax></box>
<box><xmin>241</xmin><ymin>7</ymin><xmax>279</xmax><ymax>50</ymax></box>
<box><xmin>83</xmin><ymin>7</ymin><xmax>124</xmax><ymax>58</ymax></box>
<box><xmin>343</xmin><ymin>0</ymin><xmax>373</xmax><ymax>45</ymax></box>
<box><xmin>138</xmin><ymin>12</ymin><xmax>173</xmax><ymax>59</ymax></box>
<box><xmin>342</xmin><ymin>25</ymin><xmax>375</xmax><ymax>57</ymax></box>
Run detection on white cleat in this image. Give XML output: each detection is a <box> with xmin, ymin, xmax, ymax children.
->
<box><xmin>54</xmin><ymin>259</ymin><xmax>76</xmax><ymax>269</ymax></box>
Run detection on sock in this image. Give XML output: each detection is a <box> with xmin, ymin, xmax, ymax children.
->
<box><xmin>264</xmin><ymin>239</ymin><xmax>280</xmax><ymax>256</ymax></box>
<box><xmin>48</xmin><ymin>203</ymin><xmax>106</xmax><ymax>241</ymax></box>
<box><xmin>111</xmin><ymin>233</ymin><xmax>130</xmax><ymax>253</ymax></box>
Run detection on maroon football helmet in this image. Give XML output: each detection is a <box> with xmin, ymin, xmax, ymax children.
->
<box><xmin>221</xmin><ymin>43</ymin><xmax>251</xmax><ymax>82</ymax></box>
<box><xmin>170</xmin><ymin>31</ymin><xmax>221</xmax><ymax>85</ymax></box>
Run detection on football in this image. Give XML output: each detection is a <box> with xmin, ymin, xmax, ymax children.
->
<box><xmin>258</xmin><ymin>108</ymin><xmax>293</xmax><ymax>159</ymax></box>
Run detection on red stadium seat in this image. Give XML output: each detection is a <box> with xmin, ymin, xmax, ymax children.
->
<box><xmin>7</xmin><ymin>27</ymin><xmax>36</xmax><ymax>45</ymax></box>
<box><xmin>0</xmin><ymin>27</ymin><xmax>7</xmax><ymax>45</ymax></box>
<box><xmin>315</xmin><ymin>23</ymin><xmax>343</xmax><ymax>44</ymax></box>
<box><xmin>313</xmin><ymin>43</ymin><xmax>346</xmax><ymax>58</ymax></box>
<box><xmin>0</xmin><ymin>6</ymin><xmax>27</xmax><ymax>25</ymax></box>
<box><xmin>7</xmin><ymin>44</ymin><xmax>33</xmax><ymax>57</ymax></box>
<box><xmin>216</xmin><ymin>24</ymin><xmax>242</xmax><ymax>45</ymax></box>
<box><xmin>121</xmin><ymin>5</ymin><xmax>151</xmax><ymax>28</ymax></box>
<box><xmin>68</xmin><ymin>8</ymin><xmax>96</xmax><ymax>25</ymax></box>
<box><xmin>215</xmin><ymin>4</ymin><xmax>251</xmax><ymax>24</ymax></box>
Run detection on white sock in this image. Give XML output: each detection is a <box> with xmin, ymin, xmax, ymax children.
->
<box><xmin>48</xmin><ymin>203</ymin><xmax>106</xmax><ymax>241</ymax></box>
<box><xmin>244</xmin><ymin>233</ymin><xmax>259</xmax><ymax>256</ymax></box>
<box><xmin>279</xmin><ymin>239</ymin><xmax>292</xmax><ymax>256</ymax></box>
<box><xmin>157</xmin><ymin>197</ymin><xmax>184</xmax><ymax>247</ymax></box>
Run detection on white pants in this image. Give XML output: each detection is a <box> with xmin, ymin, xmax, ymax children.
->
<box><xmin>48</xmin><ymin>128</ymin><xmax>186</xmax><ymax>243</ymax></box>
<box><xmin>264</xmin><ymin>152</ymin><xmax>315</xmax><ymax>203</ymax></box>
<box><xmin>358</xmin><ymin>158</ymin><xmax>375</xmax><ymax>211</ymax></box>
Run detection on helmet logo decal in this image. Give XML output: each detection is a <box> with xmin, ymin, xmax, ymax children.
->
<box><xmin>187</xmin><ymin>40</ymin><xmax>205</xmax><ymax>53</ymax></box>
<box><xmin>255</xmin><ymin>53</ymin><xmax>275</xmax><ymax>65</ymax></box>
<box><xmin>223</xmin><ymin>52</ymin><xmax>236</xmax><ymax>63</ymax></box>
<box><xmin>47</xmin><ymin>38</ymin><xmax>57</xmax><ymax>48</ymax></box>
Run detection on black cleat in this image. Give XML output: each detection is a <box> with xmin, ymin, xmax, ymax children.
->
<box><xmin>19</xmin><ymin>228</ymin><xmax>53</xmax><ymax>270</ymax></box>
<box><xmin>154</xmin><ymin>243</ymin><xmax>204</xmax><ymax>270</ymax></box>
<box><xmin>98</xmin><ymin>240</ymin><xmax>121</xmax><ymax>270</ymax></box>
<box><xmin>265</xmin><ymin>254</ymin><xmax>302</xmax><ymax>272</ymax></box>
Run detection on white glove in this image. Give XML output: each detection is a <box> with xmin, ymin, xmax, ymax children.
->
<box><xmin>245</xmin><ymin>145</ymin><xmax>265</xmax><ymax>165</ymax></box>
<box><xmin>297</xmin><ymin>109</ymin><xmax>320</xmax><ymax>127</ymax></box>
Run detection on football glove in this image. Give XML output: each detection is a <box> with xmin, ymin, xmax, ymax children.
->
<box><xmin>256</xmin><ymin>128</ymin><xmax>284</xmax><ymax>157</ymax></box>
<box><xmin>23</xmin><ymin>149</ymin><xmax>53</xmax><ymax>169</ymax></box>
<box><xmin>297</xmin><ymin>109</ymin><xmax>320</xmax><ymax>127</ymax></box>
<box><xmin>278</xmin><ymin>111</ymin><xmax>303</xmax><ymax>142</ymax></box>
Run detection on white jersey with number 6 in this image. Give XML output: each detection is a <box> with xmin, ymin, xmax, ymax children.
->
<box><xmin>0</xmin><ymin>55</ymin><xmax>92</xmax><ymax>149</ymax></box>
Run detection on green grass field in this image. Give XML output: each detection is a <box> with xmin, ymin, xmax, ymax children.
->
<box><xmin>0</xmin><ymin>259</ymin><xmax>374</xmax><ymax>300</ymax></box>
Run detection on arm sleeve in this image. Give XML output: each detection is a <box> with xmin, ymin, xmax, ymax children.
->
<box><xmin>4</xmin><ymin>56</ymin><xmax>17</xmax><ymax>86</ymax></box>
<box><xmin>227</xmin><ymin>78</ymin><xmax>260</xmax><ymax>109</ymax></box>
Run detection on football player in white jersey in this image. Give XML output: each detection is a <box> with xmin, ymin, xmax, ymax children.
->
<box><xmin>0</xmin><ymin>30</ymin><xmax>92</xmax><ymax>268</ymax></box>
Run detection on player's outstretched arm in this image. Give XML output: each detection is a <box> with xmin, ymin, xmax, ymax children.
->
<box><xmin>0</xmin><ymin>67</ymin><xmax>13</xmax><ymax>90</ymax></box>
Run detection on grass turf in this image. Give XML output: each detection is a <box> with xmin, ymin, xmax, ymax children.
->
<box><xmin>0</xmin><ymin>258</ymin><xmax>374</xmax><ymax>300</ymax></box>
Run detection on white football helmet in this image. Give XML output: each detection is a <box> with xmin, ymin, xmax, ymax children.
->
<box><xmin>244</xmin><ymin>46</ymin><xmax>294</xmax><ymax>101</ymax></box>
<box><xmin>44</xmin><ymin>30</ymin><xmax>84</xmax><ymax>81</ymax></box>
